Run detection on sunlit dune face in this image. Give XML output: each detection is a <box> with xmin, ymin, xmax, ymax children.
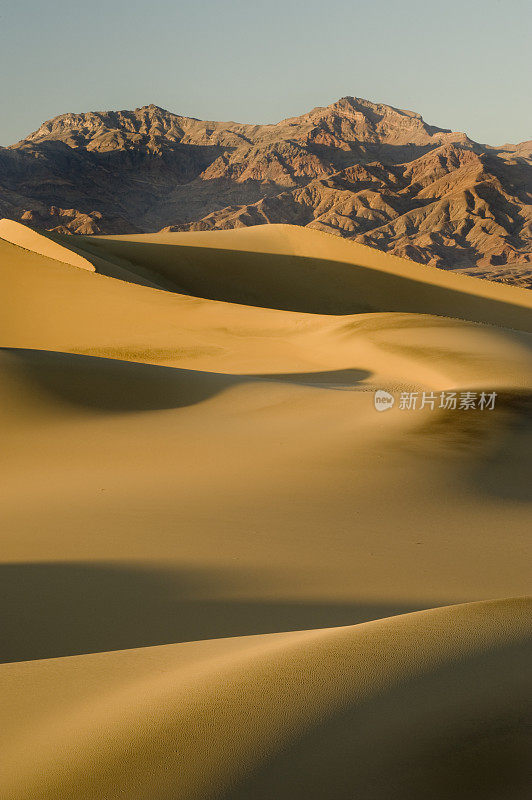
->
<box><xmin>0</xmin><ymin>221</ymin><xmax>530</xmax><ymax>800</ymax></box>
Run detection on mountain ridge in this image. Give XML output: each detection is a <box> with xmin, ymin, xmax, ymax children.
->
<box><xmin>1</xmin><ymin>96</ymin><xmax>530</xmax><ymax>287</ymax></box>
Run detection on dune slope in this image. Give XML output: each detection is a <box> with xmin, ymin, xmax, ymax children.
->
<box><xmin>0</xmin><ymin>599</ymin><xmax>530</xmax><ymax>800</ymax></box>
<box><xmin>78</xmin><ymin>224</ymin><xmax>532</xmax><ymax>327</ymax></box>
<box><xmin>0</xmin><ymin>220</ymin><xmax>531</xmax><ymax>799</ymax></box>
<box><xmin>0</xmin><ymin>218</ymin><xmax>95</xmax><ymax>271</ymax></box>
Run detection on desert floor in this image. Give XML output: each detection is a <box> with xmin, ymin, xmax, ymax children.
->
<box><xmin>1</xmin><ymin>219</ymin><xmax>531</xmax><ymax>799</ymax></box>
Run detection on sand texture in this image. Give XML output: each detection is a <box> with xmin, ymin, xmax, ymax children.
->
<box><xmin>1</xmin><ymin>221</ymin><xmax>531</xmax><ymax>798</ymax></box>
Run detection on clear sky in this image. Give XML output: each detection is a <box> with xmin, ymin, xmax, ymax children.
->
<box><xmin>1</xmin><ymin>0</ymin><xmax>530</xmax><ymax>146</ymax></box>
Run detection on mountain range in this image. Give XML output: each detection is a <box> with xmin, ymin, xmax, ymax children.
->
<box><xmin>1</xmin><ymin>96</ymin><xmax>531</xmax><ymax>286</ymax></box>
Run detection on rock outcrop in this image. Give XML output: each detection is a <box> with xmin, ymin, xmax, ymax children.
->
<box><xmin>1</xmin><ymin>97</ymin><xmax>530</xmax><ymax>286</ymax></box>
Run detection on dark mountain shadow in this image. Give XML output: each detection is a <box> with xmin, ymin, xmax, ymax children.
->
<box><xmin>0</xmin><ymin>348</ymin><xmax>372</xmax><ymax>413</ymax></box>
<box><xmin>481</xmin><ymin>156</ymin><xmax>532</xmax><ymax>208</ymax></box>
<box><xmin>155</xmin><ymin>177</ymin><xmax>301</xmax><ymax>228</ymax></box>
<box><xmin>306</xmin><ymin>140</ymin><xmax>439</xmax><ymax>169</ymax></box>
<box><xmin>0</xmin><ymin>561</ymin><xmax>436</xmax><ymax>663</ymax></box>
<box><xmin>88</xmin><ymin>141</ymin><xmax>225</xmax><ymax>184</ymax></box>
<box><xmin>475</xmin><ymin>182</ymin><xmax>528</xmax><ymax>243</ymax></box>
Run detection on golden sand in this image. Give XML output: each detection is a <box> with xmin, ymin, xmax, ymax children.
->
<box><xmin>1</xmin><ymin>221</ymin><xmax>530</xmax><ymax>798</ymax></box>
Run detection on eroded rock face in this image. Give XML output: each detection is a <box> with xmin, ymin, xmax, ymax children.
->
<box><xmin>1</xmin><ymin>97</ymin><xmax>531</xmax><ymax>285</ymax></box>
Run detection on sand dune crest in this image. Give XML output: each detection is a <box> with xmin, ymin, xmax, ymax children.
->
<box><xmin>0</xmin><ymin>217</ymin><xmax>530</xmax><ymax>799</ymax></box>
<box><xmin>0</xmin><ymin>599</ymin><xmax>530</xmax><ymax>800</ymax></box>
<box><xmin>0</xmin><ymin>218</ymin><xmax>95</xmax><ymax>272</ymax></box>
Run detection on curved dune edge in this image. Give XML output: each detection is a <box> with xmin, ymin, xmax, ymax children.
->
<box><xmin>89</xmin><ymin>222</ymin><xmax>531</xmax><ymax>299</ymax></box>
<box><xmin>2</xmin><ymin>229</ymin><xmax>532</xmax><ymax>387</ymax></box>
<box><xmin>0</xmin><ymin>218</ymin><xmax>95</xmax><ymax>272</ymax></box>
<box><xmin>1</xmin><ymin>598</ymin><xmax>530</xmax><ymax>800</ymax></box>
<box><xmin>81</xmin><ymin>223</ymin><xmax>532</xmax><ymax>326</ymax></box>
<box><xmin>1</xmin><ymin>219</ymin><xmax>531</xmax><ymax>800</ymax></box>
<box><xmin>3</xmin><ymin>219</ymin><xmax>528</xmax><ymax>327</ymax></box>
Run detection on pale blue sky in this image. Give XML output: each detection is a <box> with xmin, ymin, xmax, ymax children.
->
<box><xmin>1</xmin><ymin>0</ymin><xmax>530</xmax><ymax>146</ymax></box>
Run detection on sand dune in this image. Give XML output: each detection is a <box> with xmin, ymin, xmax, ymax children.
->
<box><xmin>1</xmin><ymin>599</ymin><xmax>530</xmax><ymax>799</ymax></box>
<box><xmin>77</xmin><ymin>224</ymin><xmax>532</xmax><ymax>327</ymax></box>
<box><xmin>0</xmin><ymin>218</ymin><xmax>95</xmax><ymax>272</ymax></box>
<box><xmin>0</xmin><ymin>220</ymin><xmax>531</xmax><ymax>798</ymax></box>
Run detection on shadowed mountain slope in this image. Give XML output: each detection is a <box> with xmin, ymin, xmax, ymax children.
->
<box><xmin>1</xmin><ymin>96</ymin><xmax>530</xmax><ymax>286</ymax></box>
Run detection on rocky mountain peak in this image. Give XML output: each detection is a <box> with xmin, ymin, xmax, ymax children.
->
<box><xmin>1</xmin><ymin>96</ymin><xmax>530</xmax><ymax>287</ymax></box>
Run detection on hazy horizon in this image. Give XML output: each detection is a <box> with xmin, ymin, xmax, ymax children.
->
<box><xmin>1</xmin><ymin>0</ymin><xmax>531</xmax><ymax>148</ymax></box>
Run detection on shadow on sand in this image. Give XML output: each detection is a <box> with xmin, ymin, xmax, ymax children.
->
<box><xmin>222</xmin><ymin>637</ymin><xmax>531</xmax><ymax>800</ymax></box>
<box><xmin>0</xmin><ymin>561</ymin><xmax>433</xmax><ymax>663</ymax></box>
<box><xmin>1</xmin><ymin>348</ymin><xmax>372</xmax><ymax>412</ymax></box>
<box><xmin>78</xmin><ymin>240</ymin><xmax>532</xmax><ymax>330</ymax></box>
<box><xmin>406</xmin><ymin>389</ymin><xmax>532</xmax><ymax>504</ymax></box>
